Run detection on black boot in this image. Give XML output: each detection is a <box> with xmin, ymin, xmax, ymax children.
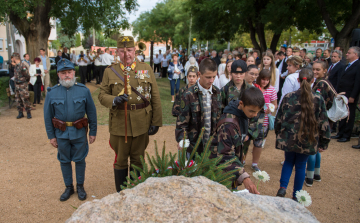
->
<box><xmin>60</xmin><ymin>184</ymin><xmax>74</xmax><ymax>201</ymax></box>
<box><xmin>77</xmin><ymin>184</ymin><xmax>87</xmax><ymax>201</ymax></box>
<box><xmin>26</xmin><ymin>111</ymin><xmax>32</xmax><ymax>119</ymax></box>
<box><xmin>16</xmin><ymin>111</ymin><xmax>24</xmax><ymax>119</ymax></box>
<box><xmin>114</xmin><ymin>168</ymin><xmax>128</xmax><ymax>192</ymax></box>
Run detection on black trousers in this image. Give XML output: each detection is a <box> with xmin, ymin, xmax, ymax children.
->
<box><xmin>161</xmin><ymin>67</ymin><xmax>168</xmax><ymax>78</ymax></box>
<box><xmin>86</xmin><ymin>64</ymin><xmax>92</xmax><ymax>82</ymax></box>
<box><xmin>100</xmin><ymin>66</ymin><xmax>107</xmax><ymax>83</ymax></box>
<box><xmin>94</xmin><ymin>66</ymin><xmax>101</xmax><ymax>84</ymax></box>
<box><xmin>338</xmin><ymin>103</ymin><xmax>356</xmax><ymax>139</ymax></box>
<box><xmin>154</xmin><ymin>63</ymin><xmax>160</xmax><ymax>73</ymax></box>
<box><xmin>79</xmin><ymin>66</ymin><xmax>87</xmax><ymax>84</ymax></box>
<box><xmin>33</xmin><ymin>81</ymin><xmax>42</xmax><ymax>104</ymax></box>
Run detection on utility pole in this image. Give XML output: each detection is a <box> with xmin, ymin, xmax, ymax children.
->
<box><xmin>188</xmin><ymin>13</ymin><xmax>192</xmax><ymax>55</ymax></box>
<box><xmin>93</xmin><ymin>28</ymin><xmax>96</xmax><ymax>47</ymax></box>
<box><xmin>227</xmin><ymin>41</ymin><xmax>230</xmax><ymax>51</ymax></box>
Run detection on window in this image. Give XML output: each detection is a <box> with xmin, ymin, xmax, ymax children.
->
<box><xmin>0</xmin><ymin>39</ymin><xmax>3</xmax><ymax>51</ymax></box>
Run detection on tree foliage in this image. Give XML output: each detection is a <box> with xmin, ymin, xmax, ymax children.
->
<box><xmin>123</xmin><ymin>128</ymin><xmax>237</xmax><ymax>190</ymax></box>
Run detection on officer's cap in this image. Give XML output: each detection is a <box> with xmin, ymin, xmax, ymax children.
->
<box><xmin>231</xmin><ymin>59</ymin><xmax>248</xmax><ymax>73</ymax></box>
<box><xmin>117</xmin><ymin>36</ymin><xmax>135</xmax><ymax>48</ymax></box>
<box><xmin>57</xmin><ymin>58</ymin><xmax>75</xmax><ymax>72</ymax></box>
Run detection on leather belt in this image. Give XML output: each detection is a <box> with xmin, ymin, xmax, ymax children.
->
<box><xmin>118</xmin><ymin>103</ymin><xmax>148</xmax><ymax>111</ymax></box>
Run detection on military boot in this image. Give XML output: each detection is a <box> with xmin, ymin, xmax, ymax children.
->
<box><xmin>16</xmin><ymin>111</ymin><xmax>24</xmax><ymax>119</ymax></box>
<box><xmin>60</xmin><ymin>184</ymin><xmax>74</xmax><ymax>201</ymax></box>
<box><xmin>76</xmin><ymin>184</ymin><xmax>87</xmax><ymax>201</ymax></box>
<box><xmin>27</xmin><ymin>111</ymin><xmax>32</xmax><ymax>119</ymax></box>
<box><xmin>114</xmin><ymin>169</ymin><xmax>128</xmax><ymax>192</ymax></box>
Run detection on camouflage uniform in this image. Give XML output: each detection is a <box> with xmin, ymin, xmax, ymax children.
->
<box><xmin>14</xmin><ymin>61</ymin><xmax>31</xmax><ymax>112</ymax></box>
<box><xmin>172</xmin><ymin>85</ymin><xmax>189</xmax><ymax>117</ymax></box>
<box><xmin>275</xmin><ymin>90</ymin><xmax>331</xmax><ymax>155</ymax></box>
<box><xmin>220</xmin><ymin>80</ymin><xmax>265</xmax><ymax>161</ymax></box>
<box><xmin>175</xmin><ymin>82</ymin><xmax>222</xmax><ymax>155</ymax></box>
<box><xmin>210</xmin><ymin>112</ymin><xmax>250</xmax><ymax>185</ymax></box>
<box><xmin>312</xmin><ymin>77</ymin><xmax>335</xmax><ymax>110</ymax></box>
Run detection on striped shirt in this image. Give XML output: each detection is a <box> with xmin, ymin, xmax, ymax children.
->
<box><xmin>263</xmin><ymin>85</ymin><xmax>277</xmax><ymax>126</ymax></box>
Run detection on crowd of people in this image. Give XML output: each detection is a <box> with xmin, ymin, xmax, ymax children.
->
<box><xmin>167</xmin><ymin>45</ymin><xmax>360</xmax><ymax>201</ymax></box>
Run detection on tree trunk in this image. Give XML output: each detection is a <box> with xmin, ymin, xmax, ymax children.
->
<box><xmin>248</xmin><ymin>19</ymin><xmax>261</xmax><ymax>51</ymax></box>
<box><xmin>9</xmin><ymin>2</ymin><xmax>51</xmax><ymax>61</ymax></box>
<box><xmin>150</xmin><ymin>41</ymin><xmax>154</xmax><ymax>68</ymax></box>
<box><xmin>270</xmin><ymin>32</ymin><xmax>282</xmax><ymax>53</ymax></box>
<box><xmin>335</xmin><ymin>35</ymin><xmax>351</xmax><ymax>53</ymax></box>
<box><xmin>255</xmin><ymin>22</ymin><xmax>267</xmax><ymax>54</ymax></box>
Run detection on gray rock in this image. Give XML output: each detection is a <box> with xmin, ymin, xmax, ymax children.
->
<box><xmin>66</xmin><ymin>176</ymin><xmax>318</xmax><ymax>223</ymax></box>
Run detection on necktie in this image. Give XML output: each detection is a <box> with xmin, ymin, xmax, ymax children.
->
<box><xmin>328</xmin><ymin>64</ymin><xmax>333</xmax><ymax>74</ymax></box>
<box><xmin>346</xmin><ymin>63</ymin><xmax>351</xmax><ymax>70</ymax></box>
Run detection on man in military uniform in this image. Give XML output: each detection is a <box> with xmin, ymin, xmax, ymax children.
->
<box><xmin>13</xmin><ymin>53</ymin><xmax>32</xmax><ymax>119</ymax></box>
<box><xmin>44</xmin><ymin>59</ymin><xmax>97</xmax><ymax>201</ymax></box>
<box><xmin>98</xmin><ymin>36</ymin><xmax>162</xmax><ymax>192</ymax></box>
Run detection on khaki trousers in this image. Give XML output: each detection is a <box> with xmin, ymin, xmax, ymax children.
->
<box><xmin>44</xmin><ymin>71</ymin><xmax>50</xmax><ymax>95</ymax></box>
<box><xmin>110</xmin><ymin>133</ymin><xmax>149</xmax><ymax>170</ymax></box>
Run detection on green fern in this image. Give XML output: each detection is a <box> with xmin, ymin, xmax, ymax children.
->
<box><xmin>121</xmin><ymin>128</ymin><xmax>238</xmax><ymax>190</ymax></box>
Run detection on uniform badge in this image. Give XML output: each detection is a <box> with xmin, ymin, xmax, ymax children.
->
<box><xmin>145</xmin><ymin>93</ymin><xmax>150</xmax><ymax>100</ymax></box>
<box><xmin>140</xmin><ymin>74</ymin><xmax>144</xmax><ymax>79</ymax></box>
<box><xmin>181</xmin><ymin>100</ymin><xmax>185</xmax><ymax>109</ymax></box>
<box><xmin>316</xmin><ymin>89</ymin><xmax>321</xmax><ymax>94</ymax></box>
<box><xmin>136</xmin><ymin>86</ymin><xmax>144</xmax><ymax>94</ymax></box>
<box><xmin>137</xmin><ymin>96</ymin><xmax>141</xmax><ymax>101</ymax></box>
<box><xmin>126</xmin><ymin>66</ymin><xmax>132</xmax><ymax>71</ymax></box>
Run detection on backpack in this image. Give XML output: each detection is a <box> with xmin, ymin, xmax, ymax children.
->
<box><xmin>316</xmin><ymin>80</ymin><xmax>349</xmax><ymax>122</ymax></box>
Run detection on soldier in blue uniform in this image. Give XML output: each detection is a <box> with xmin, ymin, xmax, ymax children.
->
<box><xmin>44</xmin><ymin>59</ymin><xmax>97</xmax><ymax>201</ymax></box>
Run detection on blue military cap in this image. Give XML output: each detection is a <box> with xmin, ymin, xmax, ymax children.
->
<box><xmin>57</xmin><ymin>58</ymin><xmax>75</xmax><ymax>72</ymax></box>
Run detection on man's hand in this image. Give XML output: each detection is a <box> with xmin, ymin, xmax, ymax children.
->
<box><xmin>148</xmin><ymin>126</ymin><xmax>159</xmax><ymax>135</ymax></box>
<box><xmin>44</xmin><ymin>70</ymin><xmax>49</xmax><ymax>74</ymax></box>
<box><xmin>349</xmin><ymin>97</ymin><xmax>354</xmax><ymax>103</ymax></box>
<box><xmin>89</xmin><ymin>136</ymin><xmax>96</xmax><ymax>144</ymax></box>
<box><xmin>113</xmin><ymin>94</ymin><xmax>128</xmax><ymax>105</ymax></box>
<box><xmin>244</xmin><ymin>135</ymin><xmax>249</xmax><ymax>142</ymax></box>
<box><xmin>50</xmin><ymin>138</ymin><xmax>58</xmax><ymax>148</ymax></box>
<box><xmin>243</xmin><ymin>178</ymin><xmax>260</xmax><ymax>194</ymax></box>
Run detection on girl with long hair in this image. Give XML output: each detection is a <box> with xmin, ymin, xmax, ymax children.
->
<box><xmin>305</xmin><ymin>60</ymin><xmax>335</xmax><ymax>187</ymax></box>
<box><xmin>219</xmin><ymin>60</ymin><xmax>233</xmax><ymax>89</ymax></box>
<box><xmin>246</xmin><ymin>56</ymin><xmax>256</xmax><ymax>66</ymax></box>
<box><xmin>260</xmin><ymin>51</ymin><xmax>280</xmax><ymax>93</ymax></box>
<box><xmin>275</xmin><ymin>68</ymin><xmax>330</xmax><ymax>201</ymax></box>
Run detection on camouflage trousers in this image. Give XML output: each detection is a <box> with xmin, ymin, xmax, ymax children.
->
<box><xmin>15</xmin><ymin>83</ymin><xmax>31</xmax><ymax>112</ymax></box>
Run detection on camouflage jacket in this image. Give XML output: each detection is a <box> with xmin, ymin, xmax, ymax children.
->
<box><xmin>210</xmin><ymin>111</ymin><xmax>249</xmax><ymax>185</ymax></box>
<box><xmin>175</xmin><ymin>82</ymin><xmax>222</xmax><ymax>155</ymax></box>
<box><xmin>172</xmin><ymin>85</ymin><xmax>189</xmax><ymax>117</ymax></box>
<box><xmin>14</xmin><ymin>61</ymin><xmax>30</xmax><ymax>83</ymax></box>
<box><xmin>220</xmin><ymin>80</ymin><xmax>264</xmax><ymax>140</ymax></box>
<box><xmin>312</xmin><ymin>77</ymin><xmax>336</xmax><ymax>110</ymax></box>
<box><xmin>275</xmin><ymin>89</ymin><xmax>331</xmax><ymax>155</ymax></box>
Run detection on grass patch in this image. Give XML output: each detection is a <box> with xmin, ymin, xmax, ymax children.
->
<box><xmin>91</xmin><ymin>77</ymin><xmax>186</xmax><ymax>125</ymax></box>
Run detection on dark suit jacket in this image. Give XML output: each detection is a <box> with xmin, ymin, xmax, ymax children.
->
<box><xmin>276</xmin><ymin>60</ymin><xmax>282</xmax><ymax>68</ymax></box>
<box><xmin>337</xmin><ymin>60</ymin><xmax>360</xmax><ymax>100</ymax></box>
<box><xmin>328</xmin><ymin>62</ymin><xmax>345</xmax><ymax>91</ymax></box>
<box><xmin>211</xmin><ymin>57</ymin><xmax>220</xmax><ymax>67</ymax></box>
<box><xmin>55</xmin><ymin>56</ymin><xmax>62</xmax><ymax>65</ymax></box>
<box><xmin>62</xmin><ymin>52</ymin><xmax>71</xmax><ymax>60</ymax></box>
<box><xmin>325</xmin><ymin>58</ymin><xmax>331</xmax><ymax>67</ymax></box>
<box><xmin>281</xmin><ymin>58</ymin><xmax>288</xmax><ymax>74</ymax></box>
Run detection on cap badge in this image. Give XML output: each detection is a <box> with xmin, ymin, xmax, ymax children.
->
<box><xmin>122</xmin><ymin>37</ymin><xmax>130</xmax><ymax>42</ymax></box>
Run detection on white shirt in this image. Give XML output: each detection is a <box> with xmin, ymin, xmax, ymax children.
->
<box><xmin>94</xmin><ymin>55</ymin><xmax>102</xmax><ymax>66</ymax></box>
<box><xmin>213</xmin><ymin>75</ymin><xmax>221</xmax><ymax>89</ymax></box>
<box><xmin>77</xmin><ymin>55</ymin><xmax>88</xmax><ymax>66</ymax></box>
<box><xmin>278</xmin><ymin>70</ymin><xmax>301</xmax><ymax>106</ymax></box>
<box><xmin>137</xmin><ymin>55</ymin><xmax>144</xmax><ymax>61</ymax></box>
<box><xmin>29</xmin><ymin>64</ymin><xmax>45</xmax><ymax>85</ymax></box>
<box><xmin>70</xmin><ymin>53</ymin><xmax>77</xmax><ymax>64</ymax></box>
<box><xmin>161</xmin><ymin>58</ymin><xmax>168</xmax><ymax>67</ymax></box>
<box><xmin>86</xmin><ymin>55</ymin><xmax>93</xmax><ymax>65</ymax></box>
<box><xmin>346</xmin><ymin>59</ymin><xmax>358</xmax><ymax>70</ymax></box>
<box><xmin>184</xmin><ymin>61</ymin><xmax>199</xmax><ymax>75</ymax></box>
<box><xmin>218</xmin><ymin>63</ymin><xmax>226</xmax><ymax>76</ymax></box>
<box><xmin>219</xmin><ymin>74</ymin><xmax>230</xmax><ymax>89</ymax></box>
<box><xmin>100</xmin><ymin>53</ymin><xmax>114</xmax><ymax>65</ymax></box>
<box><xmin>153</xmin><ymin>56</ymin><xmax>161</xmax><ymax>64</ymax></box>
<box><xmin>173</xmin><ymin>64</ymin><xmax>180</xmax><ymax>79</ymax></box>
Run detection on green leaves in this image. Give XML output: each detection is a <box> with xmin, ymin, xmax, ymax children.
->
<box><xmin>121</xmin><ymin>128</ymin><xmax>237</xmax><ymax>190</ymax></box>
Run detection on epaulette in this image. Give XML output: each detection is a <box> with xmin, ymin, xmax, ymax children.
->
<box><xmin>74</xmin><ymin>82</ymin><xmax>87</xmax><ymax>88</ymax></box>
<box><xmin>48</xmin><ymin>84</ymin><xmax>61</xmax><ymax>92</ymax></box>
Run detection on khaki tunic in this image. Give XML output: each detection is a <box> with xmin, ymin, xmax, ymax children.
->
<box><xmin>98</xmin><ymin>61</ymin><xmax>162</xmax><ymax>136</ymax></box>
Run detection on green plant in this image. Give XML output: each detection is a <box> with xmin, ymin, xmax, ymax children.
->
<box><xmin>122</xmin><ymin>128</ymin><xmax>237</xmax><ymax>190</ymax></box>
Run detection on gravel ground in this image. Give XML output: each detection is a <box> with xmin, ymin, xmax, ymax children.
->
<box><xmin>0</xmin><ymin>82</ymin><xmax>359</xmax><ymax>222</ymax></box>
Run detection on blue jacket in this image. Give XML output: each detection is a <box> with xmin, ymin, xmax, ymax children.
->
<box><xmin>44</xmin><ymin>82</ymin><xmax>97</xmax><ymax>140</ymax></box>
<box><xmin>167</xmin><ymin>62</ymin><xmax>184</xmax><ymax>80</ymax></box>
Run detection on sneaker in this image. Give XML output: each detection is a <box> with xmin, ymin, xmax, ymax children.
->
<box><xmin>305</xmin><ymin>178</ymin><xmax>313</xmax><ymax>187</ymax></box>
<box><xmin>280</xmin><ymin>161</ymin><xmax>284</xmax><ymax>165</ymax></box>
<box><xmin>251</xmin><ymin>165</ymin><xmax>261</xmax><ymax>172</ymax></box>
<box><xmin>314</xmin><ymin>174</ymin><xmax>321</xmax><ymax>182</ymax></box>
<box><xmin>276</xmin><ymin>188</ymin><xmax>286</xmax><ymax>197</ymax></box>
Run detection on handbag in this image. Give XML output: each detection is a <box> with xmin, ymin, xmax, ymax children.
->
<box><xmin>316</xmin><ymin>80</ymin><xmax>349</xmax><ymax>122</ymax></box>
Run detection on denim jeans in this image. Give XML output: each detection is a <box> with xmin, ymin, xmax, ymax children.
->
<box><xmin>170</xmin><ymin>78</ymin><xmax>180</xmax><ymax>96</ymax></box>
<box><xmin>280</xmin><ymin>151</ymin><xmax>309</xmax><ymax>197</ymax></box>
<box><xmin>306</xmin><ymin>151</ymin><xmax>321</xmax><ymax>179</ymax></box>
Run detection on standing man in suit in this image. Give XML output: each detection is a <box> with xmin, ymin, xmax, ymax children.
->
<box><xmin>277</xmin><ymin>48</ymin><xmax>292</xmax><ymax>100</ymax></box>
<box><xmin>332</xmin><ymin>46</ymin><xmax>360</xmax><ymax>142</ymax></box>
<box><xmin>62</xmin><ymin>47</ymin><xmax>71</xmax><ymax>60</ymax></box>
<box><xmin>313</xmin><ymin>48</ymin><xmax>323</xmax><ymax>62</ymax></box>
<box><xmin>323</xmin><ymin>49</ymin><xmax>331</xmax><ymax>66</ymax></box>
<box><xmin>328</xmin><ymin>50</ymin><xmax>345</xmax><ymax>91</ymax></box>
<box><xmin>39</xmin><ymin>48</ymin><xmax>51</xmax><ymax>95</ymax></box>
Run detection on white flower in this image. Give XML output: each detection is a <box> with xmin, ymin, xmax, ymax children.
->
<box><xmin>268</xmin><ymin>103</ymin><xmax>275</xmax><ymax>112</ymax></box>
<box><xmin>252</xmin><ymin>171</ymin><xmax>270</xmax><ymax>182</ymax></box>
<box><xmin>295</xmin><ymin>190</ymin><xmax>312</xmax><ymax>207</ymax></box>
<box><xmin>179</xmin><ymin>139</ymin><xmax>190</xmax><ymax>148</ymax></box>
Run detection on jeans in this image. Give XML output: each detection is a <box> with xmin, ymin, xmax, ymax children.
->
<box><xmin>306</xmin><ymin>151</ymin><xmax>321</xmax><ymax>179</ymax></box>
<box><xmin>170</xmin><ymin>78</ymin><xmax>180</xmax><ymax>96</ymax></box>
<box><xmin>280</xmin><ymin>151</ymin><xmax>309</xmax><ymax>197</ymax></box>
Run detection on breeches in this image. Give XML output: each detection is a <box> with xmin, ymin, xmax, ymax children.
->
<box><xmin>57</xmin><ymin>136</ymin><xmax>89</xmax><ymax>163</ymax></box>
<box><xmin>110</xmin><ymin>133</ymin><xmax>149</xmax><ymax>170</ymax></box>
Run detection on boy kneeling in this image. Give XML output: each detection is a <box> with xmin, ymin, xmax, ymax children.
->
<box><xmin>210</xmin><ymin>87</ymin><xmax>265</xmax><ymax>194</ymax></box>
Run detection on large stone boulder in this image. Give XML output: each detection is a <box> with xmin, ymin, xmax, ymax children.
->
<box><xmin>66</xmin><ymin>176</ymin><xmax>318</xmax><ymax>223</ymax></box>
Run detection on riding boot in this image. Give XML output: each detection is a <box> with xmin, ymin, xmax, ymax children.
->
<box><xmin>114</xmin><ymin>168</ymin><xmax>128</xmax><ymax>192</ymax></box>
